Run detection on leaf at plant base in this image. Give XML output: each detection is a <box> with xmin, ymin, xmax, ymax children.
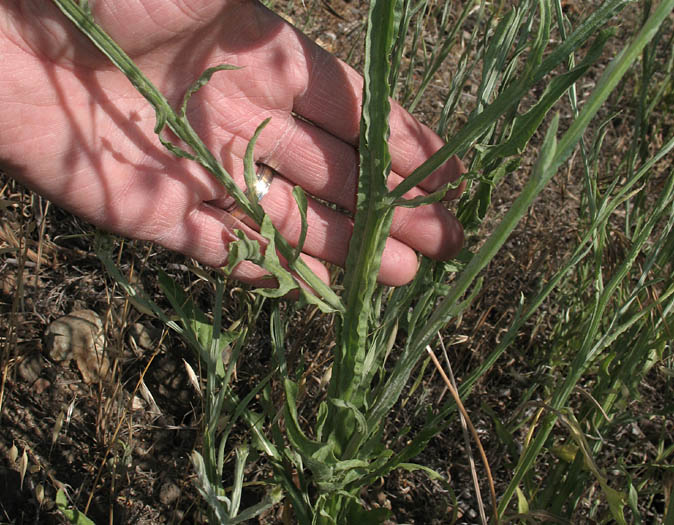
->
<box><xmin>398</xmin><ymin>462</ymin><xmax>445</xmax><ymax>481</ymax></box>
<box><xmin>516</xmin><ymin>486</ymin><xmax>530</xmax><ymax>514</ymax></box>
<box><xmin>56</xmin><ymin>489</ymin><xmax>95</xmax><ymax>525</ymax></box>
<box><xmin>329</xmin><ymin>398</ymin><xmax>368</xmax><ymax>435</ymax></box>
<box><xmin>316</xmin><ymin>400</ymin><xmax>329</xmax><ymax>441</ymax></box>
<box><xmin>158</xmin><ymin>269</ymin><xmax>238</xmax><ymax>375</ymax></box>
<box><xmin>283</xmin><ymin>379</ymin><xmax>326</xmax><ymax>456</ymax></box>
<box><xmin>220</xmin><ymin>376</ymin><xmax>281</xmax><ymax>461</ymax></box>
<box><xmin>282</xmin><ymin>379</ymin><xmax>347</xmax><ymax>487</ymax></box>
<box><xmin>230</xmin><ymin>445</ymin><xmax>249</xmax><ymax>518</ymax></box>
<box><xmin>191</xmin><ymin>451</ymin><xmax>231</xmax><ymax>523</ymax></box>
<box><xmin>228</xmin><ymin>487</ymin><xmax>283</xmax><ymax>524</ymax></box>
<box><xmin>344</xmin><ymin>499</ymin><xmax>391</xmax><ymax>524</ymax></box>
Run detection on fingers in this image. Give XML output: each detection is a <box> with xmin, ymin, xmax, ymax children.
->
<box><xmin>153</xmin><ymin>167</ymin><xmax>421</xmax><ymax>288</ymax></box>
<box><xmin>288</xmin><ymin>19</ymin><xmax>464</xmax><ymax>196</ymax></box>
<box><xmin>209</xmin><ymin>158</ymin><xmax>421</xmax><ymax>286</ymax></box>
<box><xmin>248</xmin><ymin>112</ymin><xmax>464</xmax><ymax>260</ymax></box>
<box><xmin>179</xmin><ymin>73</ymin><xmax>464</xmax><ymax>276</ymax></box>
<box><xmin>255</xmin><ymin>174</ymin><xmax>422</xmax><ymax>286</ymax></box>
<box><xmin>179</xmin><ymin>72</ymin><xmax>464</xmax><ymax>270</ymax></box>
<box><xmin>152</xmin><ymin>198</ymin><xmax>333</xmax><ymax>289</ymax></box>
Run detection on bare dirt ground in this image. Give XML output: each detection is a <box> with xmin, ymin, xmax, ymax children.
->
<box><xmin>1</xmin><ymin>1</ymin><xmax>673</xmax><ymax>524</ymax></box>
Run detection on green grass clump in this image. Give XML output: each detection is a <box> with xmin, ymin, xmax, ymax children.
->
<box><xmin>52</xmin><ymin>0</ymin><xmax>674</xmax><ymax>523</ymax></box>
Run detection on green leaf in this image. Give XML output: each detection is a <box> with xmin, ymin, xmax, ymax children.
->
<box><xmin>371</xmin><ymin>116</ymin><xmax>560</xmax><ymax>442</ymax></box>
<box><xmin>499</xmin><ymin>1</ymin><xmax>674</xmax><ymax>513</ymax></box>
<box><xmin>316</xmin><ymin>400</ymin><xmax>329</xmax><ymax>441</ymax></box>
<box><xmin>483</xmin><ymin>29</ymin><xmax>612</xmax><ymax>164</ymax></box>
<box><xmin>243</xmin><ymin>119</ymin><xmax>272</xmax><ymax>219</ymax></box>
<box><xmin>392</xmin><ymin>0</ymin><xmax>634</xmax><ymax>202</ymax></box>
<box><xmin>180</xmin><ymin>64</ymin><xmax>240</xmax><ymax>119</ymax></box>
<box><xmin>283</xmin><ymin>379</ymin><xmax>327</xmax><ymax>458</ymax></box>
<box><xmin>55</xmin><ymin>489</ymin><xmax>95</xmax><ymax>525</ymax></box>
<box><xmin>224</xmin><ymin>219</ymin><xmax>298</xmax><ymax>299</ymax></box>
<box><xmin>536</xmin><ymin>0</ymin><xmax>632</xmax><ymax>82</ymax></box>
<box><xmin>228</xmin><ymin>487</ymin><xmax>283</xmax><ymax>524</ymax></box>
<box><xmin>291</xmin><ymin>186</ymin><xmax>309</xmax><ymax>264</ymax></box>
<box><xmin>398</xmin><ymin>462</ymin><xmax>445</xmax><ymax>481</ymax></box>
<box><xmin>230</xmin><ymin>445</ymin><xmax>249</xmax><ymax>518</ymax></box>
<box><xmin>516</xmin><ymin>486</ymin><xmax>530</xmax><ymax>515</ymax></box>
<box><xmin>344</xmin><ymin>501</ymin><xmax>391</xmax><ymax>524</ymax></box>
<box><xmin>297</xmin><ymin>286</ymin><xmax>343</xmax><ymax>314</ymax></box>
<box><xmin>255</xmin><ymin>216</ymin><xmax>299</xmax><ymax>298</ymax></box>
<box><xmin>159</xmin><ymin>135</ymin><xmax>196</xmax><ymax>160</ymax></box>
<box><xmin>219</xmin><ymin>373</ymin><xmax>278</xmax><ymax>461</ymax></box>
<box><xmin>392</xmin><ymin>182</ymin><xmax>455</xmax><ymax>208</ymax></box>
<box><xmin>458</xmin><ymin>158</ymin><xmax>520</xmax><ymax>231</ymax></box>
<box><xmin>94</xmin><ymin>232</ymin><xmax>180</xmax><ymax>328</ymax></box>
<box><xmin>329</xmin><ymin>398</ymin><xmax>368</xmax><ymax>435</ymax></box>
<box><xmin>225</xmin><ymin>230</ymin><xmax>263</xmax><ymax>274</ymax></box>
<box><xmin>191</xmin><ymin>451</ymin><xmax>231</xmax><ymax>523</ymax></box>
<box><xmin>158</xmin><ymin>269</ymin><xmax>237</xmax><ymax>374</ymax></box>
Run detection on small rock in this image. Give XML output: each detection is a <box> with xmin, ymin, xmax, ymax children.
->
<box><xmin>18</xmin><ymin>353</ymin><xmax>42</xmax><ymax>384</ymax></box>
<box><xmin>33</xmin><ymin>378</ymin><xmax>50</xmax><ymax>394</ymax></box>
<box><xmin>44</xmin><ymin>310</ymin><xmax>109</xmax><ymax>384</ymax></box>
<box><xmin>316</xmin><ymin>31</ymin><xmax>337</xmax><ymax>53</ymax></box>
<box><xmin>127</xmin><ymin>322</ymin><xmax>157</xmax><ymax>351</ymax></box>
<box><xmin>131</xmin><ymin>395</ymin><xmax>146</xmax><ymax>411</ymax></box>
<box><xmin>159</xmin><ymin>481</ymin><xmax>181</xmax><ymax>506</ymax></box>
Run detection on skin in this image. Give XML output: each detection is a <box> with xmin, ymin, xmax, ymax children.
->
<box><xmin>0</xmin><ymin>0</ymin><xmax>465</xmax><ymax>288</ymax></box>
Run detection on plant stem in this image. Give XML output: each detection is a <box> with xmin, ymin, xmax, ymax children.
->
<box><xmin>330</xmin><ymin>0</ymin><xmax>397</xmax><ymax>406</ymax></box>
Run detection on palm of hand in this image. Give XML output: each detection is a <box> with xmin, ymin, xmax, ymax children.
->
<box><xmin>0</xmin><ymin>0</ymin><xmax>464</xmax><ymax>287</ymax></box>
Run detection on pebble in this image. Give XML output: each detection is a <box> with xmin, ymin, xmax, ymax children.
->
<box><xmin>159</xmin><ymin>481</ymin><xmax>181</xmax><ymax>506</ymax></box>
<box><xmin>44</xmin><ymin>310</ymin><xmax>109</xmax><ymax>384</ymax></box>
<box><xmin>17</xmin><ymin>353</ymin><xmax>42</xmax><ymax>384</ymax></box>
<box><xmin>127</xmin><ymin>322</ymin><xmax>157</xmax><ymax>351</ymax></box>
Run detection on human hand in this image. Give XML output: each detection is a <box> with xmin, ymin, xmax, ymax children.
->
<box><xmin>0</xmin><ymin>0</ymin><xmax>464</xmax><ymax>288</ymax></box>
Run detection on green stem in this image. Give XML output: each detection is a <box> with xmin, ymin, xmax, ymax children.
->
<box><xmin>330</xmin><ymin>0</ymin><xmax>397</xmax><ymax>404</ymax></box>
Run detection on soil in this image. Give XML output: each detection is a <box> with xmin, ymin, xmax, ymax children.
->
<box><xmin>1</xmin><ymin>1</ymin><xmax>673</xmax><ymax>524</ymax></box>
